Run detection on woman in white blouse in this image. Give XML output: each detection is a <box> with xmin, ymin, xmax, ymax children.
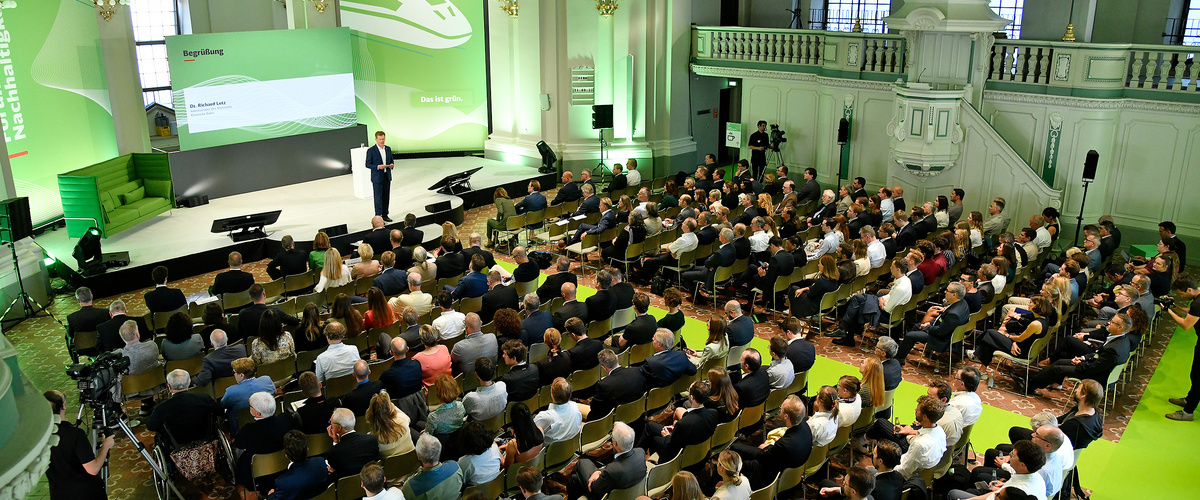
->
<box><xmin>712</xmin><ymin>450</ymin><xmax>752</xmax><ymax>500</ymax></box>
<box><xmin>686</xmin><ymin>318</ymin><xmax>729</xmax><ymax>367</ymax></box>
<box><xmin>808</xmin><ymin>385</ymin><xmax>841</xmax><ymax>447</ymax></box>
<box><xmin>314</xmin><ymin>248</ymin><xmax>351</xmax><ymax>293</ymax></box>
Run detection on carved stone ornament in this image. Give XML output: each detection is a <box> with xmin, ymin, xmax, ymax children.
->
<box><xmin>1054</xmin><ymin>54</ymin><xmax>1071</xmax><ymax>81</ymax></box>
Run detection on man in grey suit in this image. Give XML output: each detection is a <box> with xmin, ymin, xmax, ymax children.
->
<box><xmin>570</xmin><ymin>421</ymin><xmax>647</xmax><ymax>500</ymax></box>
<box><xmin>194</xmin><ymin>330</ymin><xmax>247</xmax><ymax>387</ymax></box>
<box><xmin>517</xmin><ymin>466</ymin><xmax>562</xmax><ymax>500</ymax></box>
<box><xmin>449</xmin><ymin>313</ymin><xmax>498</xmax><ymax>375</ymax></box>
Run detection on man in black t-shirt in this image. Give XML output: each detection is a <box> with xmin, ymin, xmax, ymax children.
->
<box><xmin>1166</xmin><ymin>277</ymin><xmax>1200</xmax><ymax>421</ymax></box>
<box><xmin>747</xmin><ymin>120</ymin><xmax>770</xmax><ymax>181</ymax></box>
<box><xmin>45</xmin><ymin>390</ymin><xmax>113</xmax><ymax>500</ymax></box>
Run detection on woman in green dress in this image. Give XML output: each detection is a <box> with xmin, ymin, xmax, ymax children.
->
<box><xmin>309</xmin><ymin>231</ymin><xmax>330</xmax><ymax>271</ymax></box>
<box><xmin>486</xmin><ymin>187</ymin><xmax>517</xmax><ymax>248</ymax></box>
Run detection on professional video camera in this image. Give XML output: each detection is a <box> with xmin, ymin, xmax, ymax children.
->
<box><xmin>769</xmin><ymin>124</ymin><xmax>787</xmax><ymax>151</ymax></box>
<box><xmin>1155</xmin><ymin>295</ymin><xmax>1176</xmax><ymax>309</ymax></box>
<box><xmin>67</xmin><ymin>351</ymin><xmax>129</xmax><ymax>408</ymax></box>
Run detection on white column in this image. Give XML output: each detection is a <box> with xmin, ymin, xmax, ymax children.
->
<box><xmin>596</xmin><ymin>13</ymin><xmax>614</xmax><ymax>106</ymax></box>
<box><xmin>97</xmin><ymin>7</ymin><xmax>151</xmax><ymax>155</ymax></box>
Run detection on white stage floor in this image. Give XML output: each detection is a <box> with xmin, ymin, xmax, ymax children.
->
<box><xmin>34</xmin><ymin>157</ymin><xmax>545</xmax><ymax>273</ymax></box>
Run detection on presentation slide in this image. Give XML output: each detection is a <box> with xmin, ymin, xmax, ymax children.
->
<box><xmin>166</xmin><ymin>28</ymin><xmax>357</xmax><ymax>151</ymax></box>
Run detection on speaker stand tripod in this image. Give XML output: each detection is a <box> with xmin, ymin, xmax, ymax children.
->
<box><xmin>0</xmin><ymin>234</ymin><xmax>53</xmax><ymax>328</ymax></box>
<box><xmin>1072</xmin><ymin>178</ymin><xmax>1093</xmax><ymax>248</ymax></box>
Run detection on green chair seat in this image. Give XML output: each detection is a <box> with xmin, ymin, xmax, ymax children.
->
<box><xmin>125</xmin><ymin>197</ymin><xmax>170</xmax><ymax>217</ymax></box>
<box><xmin>107</xmin><ymin>207</ymin><xmax>141</xmax><ymax>227</ymax></box>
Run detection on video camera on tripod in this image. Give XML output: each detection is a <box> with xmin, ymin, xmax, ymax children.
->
<box><xmin>769</xmin><ymin>124</ymin><xmax>787</xmax><ymax>152</ymax></box>
<box><xmin>67</xmin><ymin>351</ymin><xmax>130</xmax><ymax>428</ymax></box>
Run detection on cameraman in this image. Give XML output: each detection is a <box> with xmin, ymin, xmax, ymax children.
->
<box><xmin>45</xmin><ymin>390</ymin><xmax>114</xmax><ymax>500</ymax></box>
<box><xmin>748</xmin><ymin>120</ymin><xmax>769</xmax><ymax>181</ymax></box>
<box><xmin>1165</xmin><ymin>277</ymin><xmax>1200</xmax><ymax>422</ymax></box>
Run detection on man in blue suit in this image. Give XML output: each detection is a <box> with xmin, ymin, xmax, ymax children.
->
<box><xmin>895</xmin><ymin>282</ymin><xmax>971</xmax><ymax>361</ymax></box>
<box><xmin>570</xmin><ymin>184</ymin><xmax>601</xmax><ymax>217</ymax></box>
<box><xmin>449</xmin><ymin>253</ymin><xmax>490</xmax><ymax>300</ymax></box>
<box><xmin>266</xmin><ymin>430</ymin><xmax>328</xmax><ymax>500</ymax></box>
<box><xmin>365</xmin><ymin>131</ymin><xmax>394</xmax><ymax>221</ymax></box>
<box><xmin>519</xmin><ymin>293</ymin><xmax>554</xmax><ymax>346</ymax></box>
<box><xmin>641</xmin><ymin>329</ymin><xmax>697</xmax><ymax>388</ymax></box>
<box><xmin>562</xmin><ymin>197</ymin><xmax>616</xmax><ymax>247</ymax></box>
<box><xmin>372</xmin><ymin>251</ymin><xmax>407</xmax><ymax>296</ymax></box>
<box><xmin>514</xmin><ymin>180</ymin><xmax>549</xmax><ymax>229</ymax></box>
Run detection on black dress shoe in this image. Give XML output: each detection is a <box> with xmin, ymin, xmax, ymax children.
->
<box><xmin>382</xmin><ymin>216</ymin><xmax>393</xmax><ymax>222</ymax></box>
<box><xmin>832</xmin><ymin>336</ymin><xmax>857</xmax><ymax>347</ymax></box>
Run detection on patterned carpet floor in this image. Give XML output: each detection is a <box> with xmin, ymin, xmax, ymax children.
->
<box><xmin>15</xmin><ymin>184</ymin><xmax>1171</xmax><ymax>500</ymax></box>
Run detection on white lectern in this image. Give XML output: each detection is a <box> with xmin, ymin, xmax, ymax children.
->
<box><xmin>350</xmin><ymin>147</ymin><xmax>371</xmax><ymax>200</ymax></box>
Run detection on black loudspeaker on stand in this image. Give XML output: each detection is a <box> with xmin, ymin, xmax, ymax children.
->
<box><xmin>1073</xmin><ymin>150</ymin><xmax>1099</xmax><ymax>247</ymax></box>
<box><xmin>591</xmin><ymin>104</ymin><xmax>614</xmax><ymax>176</ymax></box>
<box><xmin>0</xmin><ymin>197</ymin><xmax>51</xmax><ymax>326</ymax></box>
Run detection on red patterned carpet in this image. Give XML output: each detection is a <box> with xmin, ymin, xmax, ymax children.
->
<box><xmin>16</xmin><ymin>183</ymin><xmax>1168</xmax><ymax>500</ymax></box>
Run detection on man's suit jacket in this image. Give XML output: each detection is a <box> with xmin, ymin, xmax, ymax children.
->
<box><xmin>537</xmin><ymin>272</ymin><xmax>578</xmax><ymax>303</ymax></box>
<box><xmin>267</xmin><ymin>457</ymin><xmax>329</xmax><ymax>500</ymax></box>
<box><xmin>365</xmin><ymin>144</ymin><xmax>393</xmax><ymax>183</ymax></box>
<box><xmin>641</xmin><ymin>350</ymin><xmax>697</xmax><ymax>388</ymax></box>
<box><xmin>391</xmin><ymin>246</ymin><xmax>414</xmax><ymax>271</ymax></box>
<box><xmin>515</xmin><ymin>192</ymin><xmax>548</xmax><ymax>218</ymax></box>
<box><xmin>146</xmin><ymin>392</ymin><xmax>222</xmax><ymax>448</ymax></box>
<box><xmin>604</xmin><ymin>173</ymin><xmax>628</xmax><ymax>193</ymax></box>
<box><xmin>917</xmin><ymin>216</ymin><xmax>937</xmax><ymax>239</ymax></box>
<box><xmin>761</xmin><ymin>250</ymin><xmax>796</xmax><ymax>292</ymax></box>
<box><xmin>704</xmin><ymin>244</ymin><xmax>737</xmax><ymax>283</ymax></box>
<box><xmin>588</xmin><ymin>366</ymin><xmax>646</xmax><ymax>421</ymax></box>
<box><xmin>479</xmin><ymin>284</ymin><xmax>519</xmax><ymax>324</ymax></box>
<box><xmin>586</xmin><ymin>290</ymin><xmax>617</xmax><ymax>322</ymax></box>
<box><xmin>1076</xmin><ymin>335</ymin><xmax>1131</xmax><ymax>379</ymax></box>
<box><xmin>797</xmin><ymin>179</ymin><xmax>821</xmax><ymax>207</ymax></box>
<box><xmin>379</xmin><ymin>358</ymin><xmax>424</xmax><ymax>399</ymax></box>
<box><xmin>324</xmin><ymin>432</ymin><xmax>380</xmax><ymax>480</ymax></box>
<box><xmin>234</xmin><ymin>414</ymin><xmax>293</xmax><ymax>455</ymax></box>
<box><xmin>68</xmin><ymin>305</ymin><xmax>112</xmax><ymax>336</ymax></box>
<box><xmin>847</xmin><ymin>217</ymin><xmax>868</xmax><ymax>241</ymax></box>
<box><xmin>906</xmin><ymin>270</ymin><xmax>925</xmax><ymax>296</ymax></box>
<box><xmin>295</xmin><ymin>396</ymin><xmax>338</xmax><ymax>435</ymax></box>
<box><xmin>734</xmin><ymin>369</ymin><xmax>771</xmax><ymax>408</ymax></box>
<box><xmin>621</xmin><ymin>314</ymin><xmax>657</xmax><ymax>346</ymax></box>
<box><xmin>661</xmin><ymin>407</ymin><xmax>719</xmax><ymax>459</ymax></box>
<box><xmin>237</xmin><ymin>303</ymin><xmax>299</xmax><ymax>341</ymax></box>
<box><xmin>726</xmin><ymin>315</ymin><xmax>755</xmax><ymax>347</ymax></box>
<box><xmin>195</xmin><ymin>345</ymin><xmax>249</xmax><ymax>387</ymax></box>
<box><xmin>499</xmin><ymin>364</ymin><xmax>540</xmax><ymax>402</ymax></box>
<box><xmin>733</xmin><ymin>206</ymin><xmax>758</xmax><ymax>227</ymax></box>
<box><xmin>696</xmin><ymin>226</ymin><xmax>719</xmax><ymax>245</ymax></box>
<box><xmin>520</xmin><ymin>310</ymin><xmax>554</xmax><ymax>346</ymax></box>
<box><xmin>398</xmin><ymin>325</ymin><xmax>424</xmax><ymax>354</ymax></box>
<box><xmin>881</xmin><ymin>238</ymin><xmax>899</xmax><ymax>260</ymax></box>
<box><xmin>587</xmin><ymin>211</ymin><xmax>618</xmax><ymax>235</ymax></box>
<box><xmin>977</xmin><ymin>281</ymin><xmax>996</xmax><ymax>307</ymax></box>
<box><xmin>924</xmin><ymin>300</ymin><xmax>970</xmax><ymax>351</ymax></box>
<box><xmin>552</xmin><ymin>182</ymin><xmax>582</xmax><ymax>205</ymax></box>
<box><xmin>568</xmin><ymin>337</ymin><xmax>605</xmax><ymax>371</ymax></box>
<box><xmin>611</xmin><ymin>282</ymin><xmax>635</xmax><ymax>311</ymax></box>
<box><xmin>589</xmin><ymin>448</ymin><xmax>647</xmax><ymax>500</ymax></box>
<box><xmin>807</xmin><ymin>202</ymin><xmax>837</xmax><ymax>225</ymax></box>
<box><xmin>211</xmin><ymin>269</ymin><xmax>255</xmax><ymax>297</ymax></box>
<box><xmin>573</xmin><ymin>195</ymin><xmax>601</xmax><ymax>216</ymax></box>
<box><xmin>373</xmin><ymin>268</ymin><xmax>407</xmax><ymax>296</ymax></box>
<box><xmin>461</xmin><ymin>246</ymin><xmax>497</xmax><ymax>270</ymax></box>
<box><xmin>871</xmin><ymin>470</ymin><xmax>905</xmax><ymax>500</ymax></box>
<box><xmin>337</xmin><ymin>380</ymin><xmax>384</xmax><ymax>416</ymax></box>
<box><xmin>738</xmin><ymin>423</ymin><xmax>813</xmax><ymax>485</ymax></box>
<box><xmin>892</xmin><ymin>197</ymin><xmax>906</xmax><ymax>213</ymax></box>
<box><xmin>452</xmin><ymin>272</ymin><xmax>489</xmax><ymax>300</ymax></box>
<box><xmin>552</xmin><ymin>300</ymin><xmax>588</xmax><ymax>331</ymax></box>
<box><xmin>786</xmin><ymin>338</ymin><xmax>816</xmax><ymax>374</ymax></box>
<box><xmin>364</xmin><ymin>228</ymin><xmax>392</xmax><ymax>257</ymax></box>
<box><xmin>514</xmin><ymin>260</ymin><xmax>541</xmax><ymax>284</ymax></box>
<box><xmin>97</xmin><ymin>314</ymin><xmax>151</xmax><ymax>352</ymax></box>
<box><xmin>732</xmin><ymin>237</ymin><xmax>752</xmax><ymax>260</ymax></box>
<box><xmin>145</xmin><ymin>286</ymin><xmax>187</xmax><ymax>314</ymax></box>
<box><xmin>402</xmin><ymin>226</ymin><xmax>424</xmax><ymax>248</ymax></box>
<box><xmin>435</xmin><ymin>252</ymin><xmax>466</xmax><ymax>279</ymax></box>
<box><xmin>267</xmin><ymin>249</ymin><xmax>309</xmax><ymax>279</ymax></box>
<box><xmin>896</xmin><ymin>224</ymin><xmax>918</xmax><ymax>250</ymax></box>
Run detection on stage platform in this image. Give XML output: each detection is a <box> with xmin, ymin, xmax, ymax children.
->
<box><xmin>34</xmin><ymin>157</ymin><xmax>554</xmax><ymax>298</ymax></box>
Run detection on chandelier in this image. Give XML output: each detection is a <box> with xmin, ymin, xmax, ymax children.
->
<box><xmin>596</xmin><ymin>0</ymin><xmax>618</xmax><ymax>17</ymax></box>
<box><xmin>308</xmin><ymin>0</ymin><xmax>332</xmax><ymax>13</ymax></box>
<box><xmin>496</xmin><ymin>0</ymin><xmax>518</xmax><ymax>17</ymax></box>
<box><xmin>93</xmin><ymin>0</ymin><xmax>130</xmax><ymax>22</ymax></box>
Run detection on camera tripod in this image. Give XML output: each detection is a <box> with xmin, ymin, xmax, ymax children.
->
<box><xmin>81</xmin><ymin>399</ymin><xmax>185</xmax><ymax>500</ymax></box>
<box><xmin>765</xmin><ymin>146</ymin><xmax>787</xmax><ymax>182</ymax></box>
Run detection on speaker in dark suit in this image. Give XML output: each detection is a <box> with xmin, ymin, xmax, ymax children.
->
<box><xmin>588</xmin><ymin>366</ymin><xmax>646</xmax><ymax>421</ymax></box>
<box><xmin>365</xmin><ymin>138</ymin><xmax>393</xmax><ymax>219</ymax></box>
<box><xmin>97</xmin><ymin>313</ymin><xmax>151</xmax><ymax>352</ymax></box>
<box><xmin>337</xmin><ymin>379</ymin><xmax>384</xmax><ymax>416</ymax></box>
<box><xmin>324</xmin><ymin>430</ymin><xmax>380</xmax><ymax>480</ymax></box>
<box><xmin>144</xmin><ymin>286</ymin><xmax>187</xmax><ymax>314</ymax></box>
<box><xmin>479</xmin><ymin>282</ymin><xmax>519</xmax><ymax>325</ymax></box>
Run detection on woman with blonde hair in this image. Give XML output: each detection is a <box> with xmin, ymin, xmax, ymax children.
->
<box><xmin>352</xmin><ymin>243</ymin><xmax>382</xmax><ymax>279</ymax></box>
<box><xmin>851</xmin><ymin>239</ymin><xmax>870</xmax><ymax>277</ymax></box>
<box><xmin>669</xmin><ymin>471</ymin><xmax>706</xmax><ymax>500</ymax></box>
<box><xmin>309</xmin><ymin>231</ymin><xmax>331</xmax><ymax>270</ymax></box>
<box><xmin>712</xmin><ymin>450</ymin><xmax>750</xmax><ymax>500</ymax></box>
<box><xmin>314</xmin><ymin>248</ymin><xmax>351</xmax><ymax>293</ymax></box>
<box><xmin>407</xmin><ymin>246</ymin><xmax>437</xmax><ymax>282</ymax></box>
<box><xmin>967</xmin><ymin>211</ymin><xmax>985</xmax><ymax>249</ymax></box>
<box><xmin>757</xmin><ymin>193</ymin><xmax>775</xmax><ymax>219</ymax></box>
<box><xmin>858</xmin><ymin>357</ymin><xmax>886</xmax><ymax>408</ymax></box>
<box><xmin>366</xmin><ymin>393</ymin><xmax>414</xmax><ymax>457</ymax></box>
<box><xmin>441</xmin><ymin>221</ymin><xmax>463</xmax><ymax>253</ymax></box>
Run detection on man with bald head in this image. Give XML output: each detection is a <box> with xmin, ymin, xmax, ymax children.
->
<box><xmin>337</xmin><ymin>360</ymin><xmax>384</xmax><ymax>415</ymax></box>
<box><xmin>479</xmin><ymin>269</ymin><xmax>519</xmax><ymax>324</ymax></box>
<box><xmin>892</xmin><ymin>185</ymin><xmax>906</xmax><ymax>212</ymax></box>
<box><xmin>379</xmin><ymin>337</ymin><xmax>424</xmax><ymax>398</ymax></box>
<box><xmin>365</xmin><ymin>216</ymin><xmax>391</xmax><ymax>256</ymax></box>
<box><xmin>552</xmin><ymin>282</ymin><xmax>589</xmax><ymax>331</ymax></box>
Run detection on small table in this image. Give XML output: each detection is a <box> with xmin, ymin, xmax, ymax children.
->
<box><xmin>1129</xmin><ymin>244</ymin><xmax>1157</xmax><ymax>259</ymax></box>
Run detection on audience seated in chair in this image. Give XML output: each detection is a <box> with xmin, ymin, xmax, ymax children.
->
<box><xmin>401</xmin><ymin>434</ymin><xmax>464</xmax><ymax>500</ymax></box>
<box><xmin>144</xmin><ymin>265</ymin><xmax>187</xmax><ymax>313</ymax></box>
<box><xmin>210</xmin><ymin>251</ymin><xmax>255</xmax><ymax>297</ymax></box>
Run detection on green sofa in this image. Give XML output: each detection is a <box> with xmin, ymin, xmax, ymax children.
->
<box><xmin>58</xmin><ymin>153</ymin><xmax>176</xmax><ymax>238</ymax></box>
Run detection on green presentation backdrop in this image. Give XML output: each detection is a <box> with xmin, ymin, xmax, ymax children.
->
<box><xmin>166</xmin><ymin>28</ymin><xmax>356</xmax><ymax>151</ymax></box>
<box><xmin>3</xmin><ymin>0</ymin><xmax>117</xmax><ymax>225</ymax></box>
<box><xmin>341</xmin><ymin>0</ymin><xmax>488</xmax><ymax>152</ymax></box>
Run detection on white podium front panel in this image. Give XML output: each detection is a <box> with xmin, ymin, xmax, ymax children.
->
<box><xmin>350</xmin><ymin>147</ymin><xmax>371</xmax><ymax>199</ymax></box>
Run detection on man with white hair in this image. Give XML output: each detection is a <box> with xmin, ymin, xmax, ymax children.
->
<box><xmin>640</xmin><ymin>329</ymin><xmax>697</xmax><ymax>388</ymax></box>
<box><xmin>147</xmin><ymin>369</ymin><xmax>221</xmax><ymax>455</ymax></box>
<box><xmin>96</xmin><ymin>299</ymin><xmax>149</xmax><ymax>352</ymax></box>
<box><xmin>895</xmin><ymin>282</ymin><xmax>971</xmax><ymax>361</ymax></box>
<box><xmin>195</xmin><ymin>329</ymin><xmax>247</xmax><ymax>387</ymax></box>
<box><xmin>390</xmin><ymin>272</ymin><xmax>432</xmax><ymax>316</ymax></box>
<box><xmin>401</xmin><ymin>434</ymin><xmax>464</xmax><ymax>500</ymax></box>
<box><xmin>315</xmin><ymin>322</ymin><xmax>360</xmax><ymax>384</ymax></box>
<box><xmin>232</xmin><ymin>391</ymin><xmax>294</xmax><ymax>491</ymax></box>
<box><xmin>570</xmin><ymin>421</ymin><xmax>647</xmax><ymax>500</ymax></box>
<box><xmin>324</xmin><ymin>407</ymin><xmax>380</xmax><ymax>480</ymax></box>
<box><xmin>118</xmin><ymin>320</ymin><xmax>163</xmax><ymax>415</ymax></box>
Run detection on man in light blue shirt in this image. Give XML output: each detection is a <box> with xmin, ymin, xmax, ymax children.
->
<box><xmin>533</xmin><ymin>378</ymin><xmax>583</xmax><ymax>444</ymax></box>
<box><xmin>811</xmin><ymin>219</ymin><xmax>840</xmax><ymax>260</ymax></box>
<box><xmin>314</xmin><ymin>322</ymin><xmax>360</xmax><ymax>384</ymax></box>
<box><xmin>878</xmin><ymin>186</ymin><xmax>895</xmax><ymax>220</ymax></box>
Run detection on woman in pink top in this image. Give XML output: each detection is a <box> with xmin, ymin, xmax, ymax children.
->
<box><xmin>362</xmin><ymin>287</ymin><xmax>395</xmax><ymax>330</ymax></box>
<box><xmin>412</xmin><ymin>325</ymin><xmax>452</xmax><ymax>387</ymax></box>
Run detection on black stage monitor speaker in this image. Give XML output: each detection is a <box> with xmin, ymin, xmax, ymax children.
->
<box><xmin>320</xmin><ymin>224</ymin><xmax>348</xmax><ymax>238</ymax></box>
<box><xmin>1082</xmin><ymin>150</ymin><xmax>1099</xmax><ymax>181</ymax></box>
<box><xmin>592</xmin><ymin>104</ymin><xmax>613</xmax><ymax>129</ymax></box>
<box><xmin>837</xmin><ymin>118</ymin><xmax>850</xmax><ymax>144</ymax></box>
<box><xmin>425</xmin><ymin>201</ymin><xmax>452</xmax><ymax>213</ymax></box>
<box><xmin>0</xmin><ymin>197</ymin><xmax>32</xmax><ymax>243</ymax></box>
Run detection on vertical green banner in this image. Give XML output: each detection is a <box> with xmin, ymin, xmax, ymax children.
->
<box><xmin>341</xmin><ymin>0</ymin><xmax>488</xmax><ymax>153</ymax></box>
<box><xmin>2</xmin><ymin>0</ymin><xmax>117</xmax><ymax>225</ymax></box>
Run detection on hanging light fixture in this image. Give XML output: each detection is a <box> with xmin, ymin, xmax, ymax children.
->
<box><xmin>496</xmin><ymin>0</ymin><xmax>518</xmax><ymax>17</ymax></box>
<box><xmin>596</xmin><ymin>0</ymin><xmax>618</xmax><ymax>17</ymax></box>
<box><xmin>307</xmin><ymin>0</ymin><xmax>332</xmax><ymax>13</ymax></box>
<box><xmin>93</xmin><ymin>0</ymin><xmax>130</xmax><ymax>21</ymax></box>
